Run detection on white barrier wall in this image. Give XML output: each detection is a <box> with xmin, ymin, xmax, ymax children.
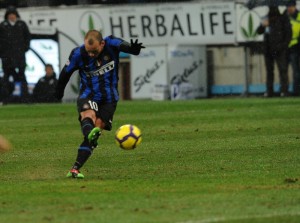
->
<box><xmin>131</xmin><ymin>45</ymin><xmax>207</xmax><ymax>100</ymax></box>
<box><xmin>168</xmin><ymin>46</ymin><xmax>207</xmax><ymax>99</ymax></box>
<box><xmin>131</xmin><ymin>46</ymin><xmax>168</xmax><ymax>99</ymax></box>
<box><xmin>0</xmin><ymin>2</ymin><xmax>236</xmax><ymax>44</ymax></box>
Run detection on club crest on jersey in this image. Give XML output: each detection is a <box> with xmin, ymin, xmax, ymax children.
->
<box><xmin>104</xmin><ymin>55</ymin><xmax>110</xmax><ymax>61</ymax></box>
<box><xmin>85</xmin><ymin>61</ymin><xmax>115</xmax><ymax>77</ymax></box>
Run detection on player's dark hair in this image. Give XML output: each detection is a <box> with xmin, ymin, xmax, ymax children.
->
<box><xmin>85</xmin><ymin>30</ymin><xmax>103</xmax><ymax>43</ymax></box>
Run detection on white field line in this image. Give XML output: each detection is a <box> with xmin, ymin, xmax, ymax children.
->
<box><xmin>178</xmin><ymin>212</ymin><xmax>300</xmax><ymax>223</ymax></box>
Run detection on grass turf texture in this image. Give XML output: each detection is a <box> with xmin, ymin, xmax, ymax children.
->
<box><xmin>0</xmin><ymin>98</ymin><xmax>300</xmax><ymax>223</ymax></box>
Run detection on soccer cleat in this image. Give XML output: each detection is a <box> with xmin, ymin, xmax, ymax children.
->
<box><xmin>88</xmin><ymin>127</ymin><xmax>101</xmax><ymax>148</ymax></box>
<box><xmin>66</xmin><ymin>169</ymin><xmax>84</xmax><ymax>179</ymax></box>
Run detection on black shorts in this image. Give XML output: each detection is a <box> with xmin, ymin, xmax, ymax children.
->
<box><xmin>77</xmin><ymin>98</ymin><xmax>117</xmax><ymax>131</ymax></box>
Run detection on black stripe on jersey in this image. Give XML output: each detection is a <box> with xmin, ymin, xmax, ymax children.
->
<box><xmin>87</xmin><ymin>76</ymin><xmax>94</xmax><ymax>100</ymax></box>
<box><xmin>109</xmin><ymin>71</ymin><xmax>114</xmax><ymax>102</ymax></box>
<box><xmin>79</xmin><ymin>76</ymin><xmax>86</xmax><ymax>97</ymax></box>
<box><xmin>98</xmin><ymin>73</ymin><xmax>107</xmax><ymax>103</ymax></box>
<box><xmin>80</xmin><ymin>47</ymin><xmax>95</xmax><ymax>100</ymax></box>
<box><xmin>105</xmin><ymin>46</ymin><xmax>118</xmax><ymax>102</ymax></box>
<box><xmin>80</xmin><ymin>47</ymin><xmax>89</xmax><ymax>69</ymax></box>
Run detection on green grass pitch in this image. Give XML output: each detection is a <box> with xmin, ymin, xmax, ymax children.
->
<box><xmin>0</xmin><ymin>98</ymin><xmax>300</xmax><ymax>223</ymax></box>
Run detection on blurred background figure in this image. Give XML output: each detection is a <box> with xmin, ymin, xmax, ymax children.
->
<box><xmin>0</xmin><ymin>5</ymin><xmax>31</xmax><ymax>103</ymax></box>
<box><xmin>0</xmin><ymin>76</ymin><xmax>13</xmax><ymax>104</ymax></box>
<box><xmin>33</xmin><ymin>64</ymin><xmax>60</xmax><ymax>103</ymax></box>
<box><xmin>256</xmin><ymin>6</ymin><xmax>291</xmax><ymax>97</ymax></box>
<box><xmin>286</xmin><ymin>0</ymin><xmax>300</xmax><ymax>96</ymax></box>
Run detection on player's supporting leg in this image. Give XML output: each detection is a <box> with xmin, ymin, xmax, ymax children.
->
<box><xmin>67</xmin><ymin>117</ymin><xmax>101</xmax><ymax>178</ymax></box>
<box><xmin>67</xmin><ymin>140</ymin><xmax>91</xmax><ymax>179</ymax></box>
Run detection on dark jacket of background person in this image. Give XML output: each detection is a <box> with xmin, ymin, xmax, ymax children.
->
<box><xmin>0</xmin><ymin>6</ymin><xmax>30</xmax><ymax>62</ymax></box>
<box><xmin>256</xmin><ymin>8</ymin><xmax>291</xmax><ymax>54</ymax></box>
<box><xmin>256</xmin><ymin>7</ymin><xmax>292</xmax><ymax>97</ymax></box>
<box><xmin>0</xmin><ymin>6</ymin><xmax>31</xmax><ymax>103</ymax></box>
<box><xmin>33</xmin><ymin>65</ymin><xmax>59</xmax><ymax>103</ymax></box>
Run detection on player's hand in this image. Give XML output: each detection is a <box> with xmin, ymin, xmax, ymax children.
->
<box><xmin>130</xmin><ymin>39</ymin><xmax>145</xmax><ymax>55</ymax></box>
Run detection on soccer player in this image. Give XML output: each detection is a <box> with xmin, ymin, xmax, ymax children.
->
<box><xmin>55</xmin><ymin>30</ymin><xmax>145</xmax><ymax>178</ymax></box>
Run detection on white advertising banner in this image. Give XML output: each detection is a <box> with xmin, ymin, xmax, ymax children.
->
<box><xmin>131</xmin><ymin>46</ymin><xmax>168</xmax><ymax>99</ymax></box>
<box><xmin>106</xmin><ymin>2</ymin><xmax>236</xmax><ymax>45</ymax></box>
<box><xmin>168</xmin><ymin>46</ymin><xmax>207</xmax><ymax>99</ymax></box>
<box><xmin>0</xmin><ymin>2</ymin><xmax>236</xmax><ymax>46</ymax></box>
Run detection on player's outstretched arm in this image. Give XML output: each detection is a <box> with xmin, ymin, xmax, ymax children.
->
<box><xmin>119</xmin><ymin>39</ymin><xmax>145</xmax><ymax>55</ymax></box>
<box><xmin>55</xmin><ymin>67</ymin><xmax>72</xmax><ymax>100</ymax></box>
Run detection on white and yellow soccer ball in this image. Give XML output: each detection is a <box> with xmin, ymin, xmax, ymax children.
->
<box><xmin>115</xmin><ymin>124</ymin><xmax>142</xmax><ymax>150</ymax></box>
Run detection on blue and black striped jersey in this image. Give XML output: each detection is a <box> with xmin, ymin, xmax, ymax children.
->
<box><xmin>56</xmin><ymin>35</ymin><xmax>144</xmax><ymax>102</ymax></box>
<box><xmin>64</xmin><ymin>35</ymin><xmax>125</xmax><ymax>103</ymax></box>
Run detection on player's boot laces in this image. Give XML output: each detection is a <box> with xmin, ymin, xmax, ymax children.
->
<box><xmin>88</xmin><ymin>127</ymin><xmax>101</xmax><ymax>149</ymax></box>
<box><xmin>66</xmin><ymin>169</ymin><xmax>84</xmax><ymax>179</ymax></box>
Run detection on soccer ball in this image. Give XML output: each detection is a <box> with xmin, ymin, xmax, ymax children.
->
<box><xmin>115</xmin><ymin>124</ymin><xmax>142</xmax><ymax>150</ymax></box>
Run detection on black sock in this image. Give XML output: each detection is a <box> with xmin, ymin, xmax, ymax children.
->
<box><xmin>72</xmin><ymin>139</ymin><xmax>93</xmax><ymax>170</ymax></box>
<box><xmin>81</xmin><ymin>117</ymin><xmax>94</xmax><ymax>137</ymax></box>
<box><xmin>72</xmin><ymin>150</ymin><xmax>91</xmax><ymax>170</ymax></box>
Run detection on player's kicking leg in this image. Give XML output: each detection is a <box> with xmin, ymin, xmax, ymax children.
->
<box><xmin>88</xmin><ymin>127</ymin><xmax>101</xmax><ymax>148</ymax></box>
